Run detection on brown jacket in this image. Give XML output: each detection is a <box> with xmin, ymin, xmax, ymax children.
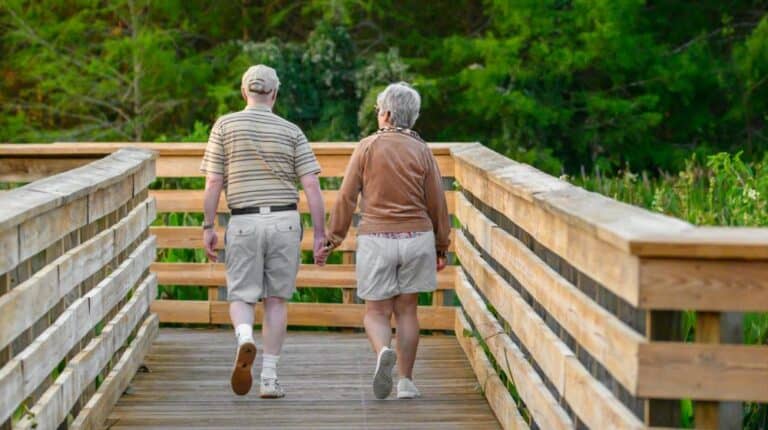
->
<box><xmin>327</xmin><ymin>130</ymin><xmax>451</xmax><ymax>252</ymax></box>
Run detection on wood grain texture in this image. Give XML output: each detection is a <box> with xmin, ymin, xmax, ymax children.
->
<box><xmin>151</xmin><ymin>262</ymin><xmax>456</xmax><ymax>290</ymax></box>
<box><xmin>71</xmin><ymin>314</ymin><xmax>159</xmax><ymax>430</ymax></box>
<box><xmin>455</xmin><ymin>310</ymin><xmax>530</xmax><ymax>430</ymax></box>
<box><xmin>455</xmin><ymin>270</ymin><xmax>573</xmax><ymax>429</ymax></box>
<box><xmin>151</xmin><ymin>226</ymin><xmax>456</xmax><ymax>253</ymax></box>
<box><xmin>100</xmin><ymin>325</ymin><xmax>498</xmax><ymax>429</ymax></box>
<box><xmin>453</xmin><ymin>242</ymin><xmax>643</xmax><ymax>429</ymax></box>
<box><xmin>14</xmin><ymin>274</ymin><xmax>156</xmax><ymax>429</ymax></box>
<box><xmin>637</xmin><ymin>342</ymin><xmax>768</xmax><ymax>401</ymax></box>
<box><xmin>639</xmin><ymin>258</ymin><xmax>768</xmax><ymax>311</ymax></box>
<box><xmin>149</xmin><ymin>189</ymin><xmax>457</xmax><ymax>215</ymax></box>
<box><xmin>457</xmin><ymin>197</ymin><xmax>645</xmax><ymax>392</ymax></box>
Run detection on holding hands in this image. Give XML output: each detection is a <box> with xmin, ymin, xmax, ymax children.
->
<box><xmin>314</xmin><ymin>236</ymin><xmax>331</xmax><ymax>266</ymax></box>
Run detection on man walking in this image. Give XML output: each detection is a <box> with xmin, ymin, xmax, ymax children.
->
<box><xmin>200</xmin><ymin>64</ymin><xmax>327</xmax><ymax>398</ymax></box>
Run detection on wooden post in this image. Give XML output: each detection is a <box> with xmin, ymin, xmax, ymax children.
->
<box><xmin>694</xmin><ymin>312</ymin><xmax>743</xmax><ymax>430</ymax></box>
<box><xmin>645</xmin><ymin>310</ymin><xmax>682</xmax><ymax>426</ymax></box>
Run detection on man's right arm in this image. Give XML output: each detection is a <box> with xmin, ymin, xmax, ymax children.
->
<box><xmin>202</xmin><ymin>173</ymin><xmax>224</xmax><ymax>261</ymax></box>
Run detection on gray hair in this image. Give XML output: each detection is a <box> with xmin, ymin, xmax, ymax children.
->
<box><xmin>376</xmin><ymin>82</ymin><xmax>421</xmax><ymax>128</ymax></box>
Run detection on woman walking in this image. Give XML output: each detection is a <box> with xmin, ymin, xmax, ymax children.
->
<box><xmin>319</xmin><ymin>82</ymin><xmax>451</xmax><ymax>399</ymax></box>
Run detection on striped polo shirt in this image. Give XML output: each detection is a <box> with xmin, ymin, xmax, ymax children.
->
<box><xmin>200</xmin><ymin>105</ymin><xmax>321</xmax><ymax>209</ymax></box>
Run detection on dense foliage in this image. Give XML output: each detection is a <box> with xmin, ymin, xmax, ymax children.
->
<box><xmin>2</xmin><ymin>1</ymin><xmax>767</xmax><ymax>174</ymax></box>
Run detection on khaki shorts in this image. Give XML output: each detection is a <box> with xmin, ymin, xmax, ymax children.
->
<box><xmin>355</xmin><ymin>231</ymin><xmax>437</xmax><ymax>301</ymax></box>
<box><xmin>225</xmin><ymin>211</ymin><xmax>301</xmax><ymax>303</ymax></box>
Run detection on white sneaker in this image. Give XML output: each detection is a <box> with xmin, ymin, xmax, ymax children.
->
<box><xmin>230</xmin><ymin>338</ymin><xmax>257</xmax><ymax>396</ymax></box>
<box><xmin>397</xmin><ymin>378</ymin><xmax>422</xmax><ymax>399</ymax></box>
<box><xmin>372</xmin><ymin>347</ymin><xmax>397</xmax><ymax>399</ymax></box>
<box><xmin>260</xmin><ymin>378</ymin><xmax>285</xmax><ymax>398</ymax></box>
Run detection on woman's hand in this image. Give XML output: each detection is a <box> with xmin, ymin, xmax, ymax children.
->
<box><xmin>314</xmin><ymin>237</ymin><xmax>330</xmax><ymax>266</ymax></box>
<box><xmin>203</xmin><ymin>229</ymin><xmax>218</xmax><ymax>262</ymax></box>
<box><xmin>436</xmin><ymin>256</ymin><xmax>447</xmax><ymax>272</ymax></box>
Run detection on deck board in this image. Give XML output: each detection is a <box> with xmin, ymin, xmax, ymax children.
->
<box><xmin>107</xmin><ymin>328</ymin><xmax>500</xmax><ymax>429</ymax></box>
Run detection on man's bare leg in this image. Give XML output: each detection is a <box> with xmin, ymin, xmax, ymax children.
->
<box><xmin>260</xmin><ymin>296</ymin><xmax>288</xmax><ymax>398</ymax></box>
<box><xmin>229</xmin><ymin>300</ymin><xmax>256</xmax><ymax>396</ymax></box>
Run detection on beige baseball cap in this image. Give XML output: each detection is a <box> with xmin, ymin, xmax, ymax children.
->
<box><xmin>241</xmin><ymin>64</ymin><xmax>280</xmax><ymax>94</ymax></box>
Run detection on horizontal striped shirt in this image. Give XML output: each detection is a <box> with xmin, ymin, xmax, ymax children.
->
<box><xmin>200</xmin><ymin>105</ymin><xmax>321</xmax><ymax>209</ymax></box>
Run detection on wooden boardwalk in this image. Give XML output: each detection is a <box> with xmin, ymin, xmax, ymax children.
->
<box><xmin>107</xmin><ymin>329</ymin><xmax>500</xmax><ymax>429</ymax></box>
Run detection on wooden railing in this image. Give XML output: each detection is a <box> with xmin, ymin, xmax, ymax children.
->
<box><xmin>0</xmin><ymin>143</ymin><xmax>460</xmax><ymax>331</ymax></box>
<box><xmin>451</xmin><ymin>143</ymin><xmax>768</xmax><ymax>429</ymax></box>
<box><xmin>3</xmin><ymin>142</ymin><xmax>767</xmax><ymax>429</ymax></box>
<box><xmin>0</xmin><ymin>148</ymin><xmax>158</xmax><ymax>430</ymax></box>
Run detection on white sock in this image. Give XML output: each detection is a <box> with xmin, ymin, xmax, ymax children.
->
<box><xmin>261</xmin><ymin>354</ymin><xmax>279</xmax><ymax>380</ymax></box>
<box><xmin>235</xmin><ymin>324</ymin><xmax>253</xmax><ymax>343</ymax></box>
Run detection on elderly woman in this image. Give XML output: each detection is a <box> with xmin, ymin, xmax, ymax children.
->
<box><xmin>321</xmin><ymin>82</ymin><xmax>451</xmax><ymax>399</ymax></box>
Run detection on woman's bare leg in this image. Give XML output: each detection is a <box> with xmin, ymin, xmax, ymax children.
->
<box><xmin>393</xmin><ymin>293</ymin><xmax>419</xmax><ymax>379</ymax></box>
<box><xmin>364</xmin><ymin>298</ymin><xmax>394</xmax><ymax>354</ymax></box>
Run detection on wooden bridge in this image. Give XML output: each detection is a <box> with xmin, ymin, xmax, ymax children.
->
<box><xmin>1</xmin><ymin>142</ymin><xmax>767</xmax><ymax>429</ymax></box>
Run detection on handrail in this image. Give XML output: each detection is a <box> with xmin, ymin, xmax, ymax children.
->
<box><xmin>450</xmin><ymin>143</ymin><xmax>768</xmax><ymax>429</ymax></box>
<box><xmin>0</xmin><ymin>149</ymin><xmax>158</xmax><ymax>430</ymax></box>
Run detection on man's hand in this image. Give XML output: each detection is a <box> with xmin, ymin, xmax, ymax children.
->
<box><xmin>203</xmin><ymin>229</ymin><xmax>218</xmax><ymax>262</ymax></box>
<box><xmin>314</xmin><ymin>236</ymin><xmax>329</xmax><ymax>266</ymax></box>
<box><xmin>437</xmin><ymin>255</ymin><xmax>447</xmax><ymax>272</ymax></box>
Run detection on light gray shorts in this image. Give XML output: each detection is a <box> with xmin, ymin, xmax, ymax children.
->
<box><xmin>355</xmin><ymin>231</ymin><xmax>438</xmax><ymax>301</ymax></box>
<box><xmin>224</xmin><ymin>211</ymin><xmax>301</xmax><ymax>303</ymax></box>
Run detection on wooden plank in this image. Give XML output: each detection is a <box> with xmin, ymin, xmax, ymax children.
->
<box><xmin>88</xmin><ymin>176</ymin><xmax>133</xmax><ymax>222</ymax></box>
<box><xmin>0</xmin><ymin>198</ymin><xmax>152</xmax><ymax>352</ymax></box>
<box><xmin>629</xmin><ymin>227</ymin><xmax>768</xmax><ymax>259</ymax></box>
<box><xmin>0</xmin><ymin>359</ymin><xmax>22</xmax><ymax>424</ymax></box>
<box><xmin>151</xmin><ymin>300</ymin><xmax>210</xmax><ymax>324</ymax></box>
<box><xmin>16</xmin><ymin>276</ymin><xmax>155</xmax><ymax>429</ymax></box>
<box><xmin>694</xmin><ymin>312</ymin><xmax>720</xmax><ymax>430</ymax></box>
<box><xmin>456</xmin><ymin>197</ymin><xmax>645</xmax><ymax>392</ymax></box>
<box><xmin>151</xmin><ymin>262</ymin><xmax>456</xmax><ymax>290</ymax></box>
<box><xmin>205</xmin><ymin>301</ymin><xmax>456</xmax><ymax>330</ymax></box>
<box><xmin>0</xmin><ymin>227</ymin><xmax>19</xmax><ymax>275</ymax></box>
<box><xmin>640</xmin><ymin>258</ymin><xmax>768</xmax><ymax>311</ymax></box>
<box><xmin>151</xmin><ymin>226</ymin><xmax>457</xmax><ymax>253</ymax></box>
<box><xmin>637</xmin><ymin>342</ymin><xmax>768</xmax><ymax>401</ymax></box>
<box><xmin>149</xmin><ymin>189</ymin><xmax>456</xmax><ymax>215</ymax></box>
<box><xmin>19</xmin><ymin>197</ymin><xmax>88</xmax><ymax>261</ymax></box>
<box><xmin>71</xmin><ymin>314</ymin><xmax>159</xmax><ymax>430</ymax></box>
<box><xmin>0</xmin><ymin>157</ymin><xmax>91</xmax><ymax>182</ymax></box>
<box><xmin>454</xmin><ymin>310</ymin><xmax>530</xmax><ymax>430</ymax></box>
<box><xmin>453</xmin><ymin>240</ymin><xmax>644</xmax><ymax>428</ymax></box>
<box><xmin>454</xmin><ymin>184</ymin><xmax>643</xmax><ymax>305</ymax></box>
<box><xmin>644</xmin><ymin>310</ymin><xmax>683</xmax><ymax>426</ymax></box>
<box><xmin>0</xmin><ymin>264</ymin><xmax>59</xmax><ymax>353</ymax></box>
<box><xmin>0</xmin><ymin>148</ymin><xmax>155</xmax><ymax>231</ymax></box>
<box><xmin>455</xmin><ymin>270</ymin><xmax>573</xmax><ymax>429</ymax></box>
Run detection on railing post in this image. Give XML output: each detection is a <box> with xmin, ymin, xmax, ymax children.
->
<box><xmin>644</xmin><ymin>312</ymin><xmax>683</xmax><ymax>426</ymax></box>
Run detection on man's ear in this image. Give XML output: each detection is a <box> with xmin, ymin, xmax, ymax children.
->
<box><xmin>241</xmin><ymin>87</ymin><xmax>247</xmax><ymax>101</ymax></box>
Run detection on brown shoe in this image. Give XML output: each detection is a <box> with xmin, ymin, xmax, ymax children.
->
<box><xmin>230</xmin><ymin>341</ymin><xmax>257</xmax><ymax>395</ymax></box>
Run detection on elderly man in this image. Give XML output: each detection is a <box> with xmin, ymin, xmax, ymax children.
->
<box><xmin>320</xmin><ymin>82</ymin><xmax>451</xmax><ymax>399</ymax></box>
<box><xmin>200</xmin><ymin>65</ymin><xmax>327</xmax><ymax>398</ymax></box>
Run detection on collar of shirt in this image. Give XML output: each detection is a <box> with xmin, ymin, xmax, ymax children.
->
<box><xmin>245</xmin><ymin>104</ymin><xmax>272</xmax><ymax>112</ymax></box>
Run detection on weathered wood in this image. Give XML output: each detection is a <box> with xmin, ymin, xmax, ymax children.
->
<box><xmin>456</xmin><ymin>197</ymin><xmax>645</xmax><ymax>392</ymax></box>
<box><xmin>0</xmin><ymin>227</ymin><xmax>19</xmax><ymax>275</ymax></box>
<box><xmin>19</xmin><ymin>197</ymin><xmax>88</xmax><ymax>262</ymax></box>
<box><xmin>88</xmin><ymin>176</ymin><xmax>134</xmax><ymax>222</ymax></box>
<box><xmin>630</xmin><ymin>227</ymin><xmax>768</xmax><ymax>259</ymax></box>
<box><xmin>455</xmin><ymin>270</ymin><xmax>573</xmax><ymax>429</ymax></box>
<box><xmin>453</xmin><ymin>237</ymin><xmax>643</xmax><ymax>428</ymax></box>
<box><xmin>104</xmin><ymin>326</ymin><xmax>499</xmax><ymax>429</ymax></box>
<box><xmin>151</xmin><ymin>225</ymin><xmax>457</xmax><ymax>253</ymax></box>
<box><xmin>151</xmin><ymin>301</ymin><xmax>459</xmax><ymax>330</ymax></box>
<box><xmin>148</xmin><ymin>189</ymin><xmax>457</xmax><ymax>215</ymax></box>
<box><xmin>637</xmin><ymin>342</ymin><xmax>768</xmax><ymax>401</ymax></box>
<box><xmin>71</xmin><ymin>313</ymin><xmax>159</xmax><ymax>430</ymax></box>
<box><xmin>151</xmin><ymin>262</ymin><xmax>456</xmax><ymax>290</ymax></box>
<box><xmin>694</xmin><ymin>312</ymin><xmax>720</xmax><ymax>430</ymax></box>
<box><xmin>644</xmin><ymin>310</ymin><xmax>683</xmax><ymax>427</ymax></box>
<box><xmin>455</xmin><ymin>310</ymin><xmax>530</xmax><ymax>429</ymax></box>
<box><xmin>640</xmin><ymin>258</ymin><xmax>768</xmax><ymax>311</ymax></box>
<box><xmin>0</xmin><ymin>198</ymin><xmax>153</xmax><ymax>352</ymax></box>
<box><xmin>0</xmin><ymin>359</ymin><xmax>22</xmax><ymax>424</ymax></box>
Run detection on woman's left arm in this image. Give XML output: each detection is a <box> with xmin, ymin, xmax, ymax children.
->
<box><xmin>424</xmin><ymin>151</ymin><xmax>451</xmax><ymax>265</ymax></box>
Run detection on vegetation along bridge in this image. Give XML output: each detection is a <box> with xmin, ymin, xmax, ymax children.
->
<box><xmin>1</xmin><ymin>142</ymin><xmax>767</xmax><ymax>429</ymax></box>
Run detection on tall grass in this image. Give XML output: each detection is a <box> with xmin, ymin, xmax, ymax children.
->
<box><xmin>570</xmin><ymin>152</ymin><xmax>767</xmax><ymax>429</ymax></box>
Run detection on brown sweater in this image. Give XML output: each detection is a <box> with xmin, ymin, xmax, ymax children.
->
<box><xmin>327</xmin><ymin>130</ymin><xmax>451</xmax><ymax>252</ymax></box>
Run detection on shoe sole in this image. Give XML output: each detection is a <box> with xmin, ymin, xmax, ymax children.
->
<box><xmin>260</xmin><ymin>392</ymin><xmax>285</xmax><ymax>399</ymax></box>
<box><xmin>373</xmin><ymin>349</ymin><xmax>397</xmax><ymax>399</ymax></box>
<box><xmin>230</xmin><ymin>342</ymin><xmax>256</xmax><ymax>396</ymax></box>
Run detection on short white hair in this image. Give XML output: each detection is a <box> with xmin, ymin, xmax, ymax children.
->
<box><xmin>376</xmin><ymin>82</ymin><xmax>421</xmax><ymax>128</ymax></box>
